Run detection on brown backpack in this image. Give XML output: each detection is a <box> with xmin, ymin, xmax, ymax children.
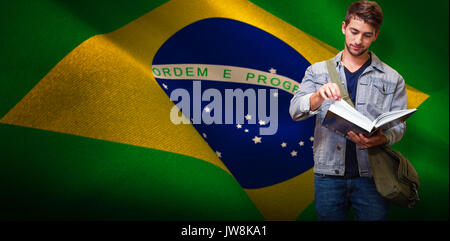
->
<box><xmin>368</xmin><ymin>146</ymin><xmax>419</xmax><ymax>208</ymax></box>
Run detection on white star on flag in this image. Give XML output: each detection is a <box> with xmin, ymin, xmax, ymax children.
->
<box><xmin>290</xmin><ymin>150</ymin><xmax>297</xmax><ymax>157</ymax></box>
<box><xmin>215</xmin><ymin>151</ymin><xmax>222</xmax><ymax>158</ymax></box>
<box><xmin>162</xmin><ymin>83</ymin><xmax>168</xmax><ymax>89</ymax></box>
<box><xmin>281</xmin><ymin>142</ymin><xmax>287</xmax><ymax>148</ymax></box>
<box><xmin>299</xmin><ymin>141</ymin><xmax>304</xmax><ymax>146</ymax></box>
<box><xmin>273</xmin><ymin>92</ymin><xmax>278</xmax><ymax>97</ymax></box>
<box><xmin>202</xmin><ymin>133</ymin><xmax>207</xmax><ymax>138</ymax></box>
<box><xmin>204</xmin><ymin>106</ymin><xmax>211</xmax><ymax>113</ymax></box>
<box><xmin>236</xmin><ymin>124</ymin><xmax>242</xmax><ymax>129</ymax></box>
<box><xmin>244</xmin><ymin>129</ymin><xmax>249</xmax><ymax>133</ymax></box>
<box><xmin>245</xmin><ymin>114</ymin><xmax>252</xmax><ymax>120</ymax></box>
<box><xmin>269</xmin><ymin>68</ymin><xmax>276</xmax><ymax>74</ymax></box>
<box><xmin>309</xmin><ymin>136</ymin><xmax>314</xmax><ymax>142</ymax></box>
<box><xmin>258</xmin><ymin>120</ymin><xmax>266</xmax><ymax>125</ymax></box>
<box><xmin>252</xmin><ymin>136</ymin><xmax>262</xmax><ymax>144</ymax></box>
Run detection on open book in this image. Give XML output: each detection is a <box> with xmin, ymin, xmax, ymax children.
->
<box><xmin>322</xmin><ymin>100</ymin><xmax>417</xmax><ymax>137</ymax></box>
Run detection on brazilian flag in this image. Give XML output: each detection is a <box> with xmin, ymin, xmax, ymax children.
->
<box><xmin>0</xmin><ymin>0</ymin><xmax>447</xmax><ymax>221</ymax></box>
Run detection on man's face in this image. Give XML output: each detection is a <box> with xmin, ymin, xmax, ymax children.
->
<box><xmin>342</xmin><ymin>17</ymin><xmax>378</xmax><ymax>56</ymax></box>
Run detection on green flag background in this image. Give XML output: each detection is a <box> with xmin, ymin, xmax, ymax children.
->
<box><xmin>0</xmin><ymin>0</ymin><xmax>448</xmax><ymax>221</ymax></box>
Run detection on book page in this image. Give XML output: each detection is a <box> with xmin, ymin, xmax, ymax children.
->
<box><xmin>373</xmin><ymin>109</ymin><xmax>417</xmax><ymax>128</ymax></box>
<box><xmin>372</xmin><ymin>109</ymin><xmax>404</xmax><ymax>124</ymax></box>
<box><xmin>328</xmin><ymin>100</ymin><xmax>374</xmax><ymax>132</ymax></box>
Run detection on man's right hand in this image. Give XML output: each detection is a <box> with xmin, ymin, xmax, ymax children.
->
<box><xmin>310</xmin><ymin>83</ymin><xmax>342</xmax><ymax>111</ymax></box>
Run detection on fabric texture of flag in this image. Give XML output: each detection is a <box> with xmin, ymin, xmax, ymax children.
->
<box><xmin>0</xmin><ymin>0</ymin><xmax>447</xmax><ymax>221</ymax></box>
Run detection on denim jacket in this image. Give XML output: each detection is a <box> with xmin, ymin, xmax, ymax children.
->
<box><xmin>289</xmin><ymin>51</ymin><xmax>407</xmax><ymax>177</ymax></box>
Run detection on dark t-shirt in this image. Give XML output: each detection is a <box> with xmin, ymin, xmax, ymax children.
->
<box><xmin>343</xmin><ymin>54</ymin><xmax>372</xmax><ymax>178</ymax></box>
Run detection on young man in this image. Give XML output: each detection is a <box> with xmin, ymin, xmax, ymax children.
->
<box><xmin>289</xmin><ymin>0</ymin><xmax>407</xmax><ymax>221</ymax></box>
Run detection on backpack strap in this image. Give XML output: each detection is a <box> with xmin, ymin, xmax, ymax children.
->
<box><xmin>326</xmin><ymin>59</ymin><xmax>354</xmax><ymax>108</ymax></box>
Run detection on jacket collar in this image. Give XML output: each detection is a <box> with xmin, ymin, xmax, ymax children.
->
<box><xmin>333</xmin><ymin>50</ymin><xmax>385</xmax><ymax>73</ymax></box>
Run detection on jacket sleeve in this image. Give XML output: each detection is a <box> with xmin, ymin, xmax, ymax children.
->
<box><xmin>289</xmin><ymin>65</ymin><xmax>320</xmax><ymax>121</ymax></box>
<box><xmin>383</xmin><ymin>75</ymin><xmax>407</xmax><ymax>146</ymax></box>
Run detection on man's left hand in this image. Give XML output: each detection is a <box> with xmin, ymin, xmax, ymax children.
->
<box><xmin>346</xmin><ymin>129</ymin><xmax>387</xmax><ymax>149</ymax></box>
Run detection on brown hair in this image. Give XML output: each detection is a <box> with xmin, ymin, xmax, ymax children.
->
<box><xmin>345</xmin><ymin>1</ymin><xmax>383</xmax><ymax>31</ymax></box>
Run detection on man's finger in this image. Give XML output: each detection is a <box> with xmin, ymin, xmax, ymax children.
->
<box><xmin>348</xmin><ymin>131</ymin><xmax>359</xmax><ymax>141</ymax></box>
<box><xmin>324</xmin><ymin>87</ymin><xmax>333</xmax><ymax>99</ymax></box>
<box><xmin>377</xmin><ymin>129</ymin><xmax>383</xmax><ymax>136</ymax></box>
<box><xmin>329</xmin><ymin>86</ymin><xmax>338</xmax><ymax>100</ymax></box>
<box><xmin>319</xmin><ymin>89</ymin><xmax>328</xmax><ymax>100</ymax></box>
<box><xmin>358</xmin><ymin>133</ymin><xmax>370</xmax><ymax>143</ymax></box>
<box><xmin>350</xmin><ymin>131</ymin><xmax>361</xmax><ymax>140</ymax></box>
<box><xmin>346</xmin><ymin>131</ymin><xmax>354</xmax><ymax>139</ymax></box>
<box><xmin>348</xmin><ymin>132</ymin><xmax>364</xmax><ymax>147</ymax></box>
<box><xmin>331</xmin><ymin>84</ymin><xmax>341</xmax><ymax>99</ymax></box>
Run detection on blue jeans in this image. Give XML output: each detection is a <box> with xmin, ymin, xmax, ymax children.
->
<box><xmin>314</xmin><ymin>173</ymin><xmax>389</xmax><ymax>221</ymax></box>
